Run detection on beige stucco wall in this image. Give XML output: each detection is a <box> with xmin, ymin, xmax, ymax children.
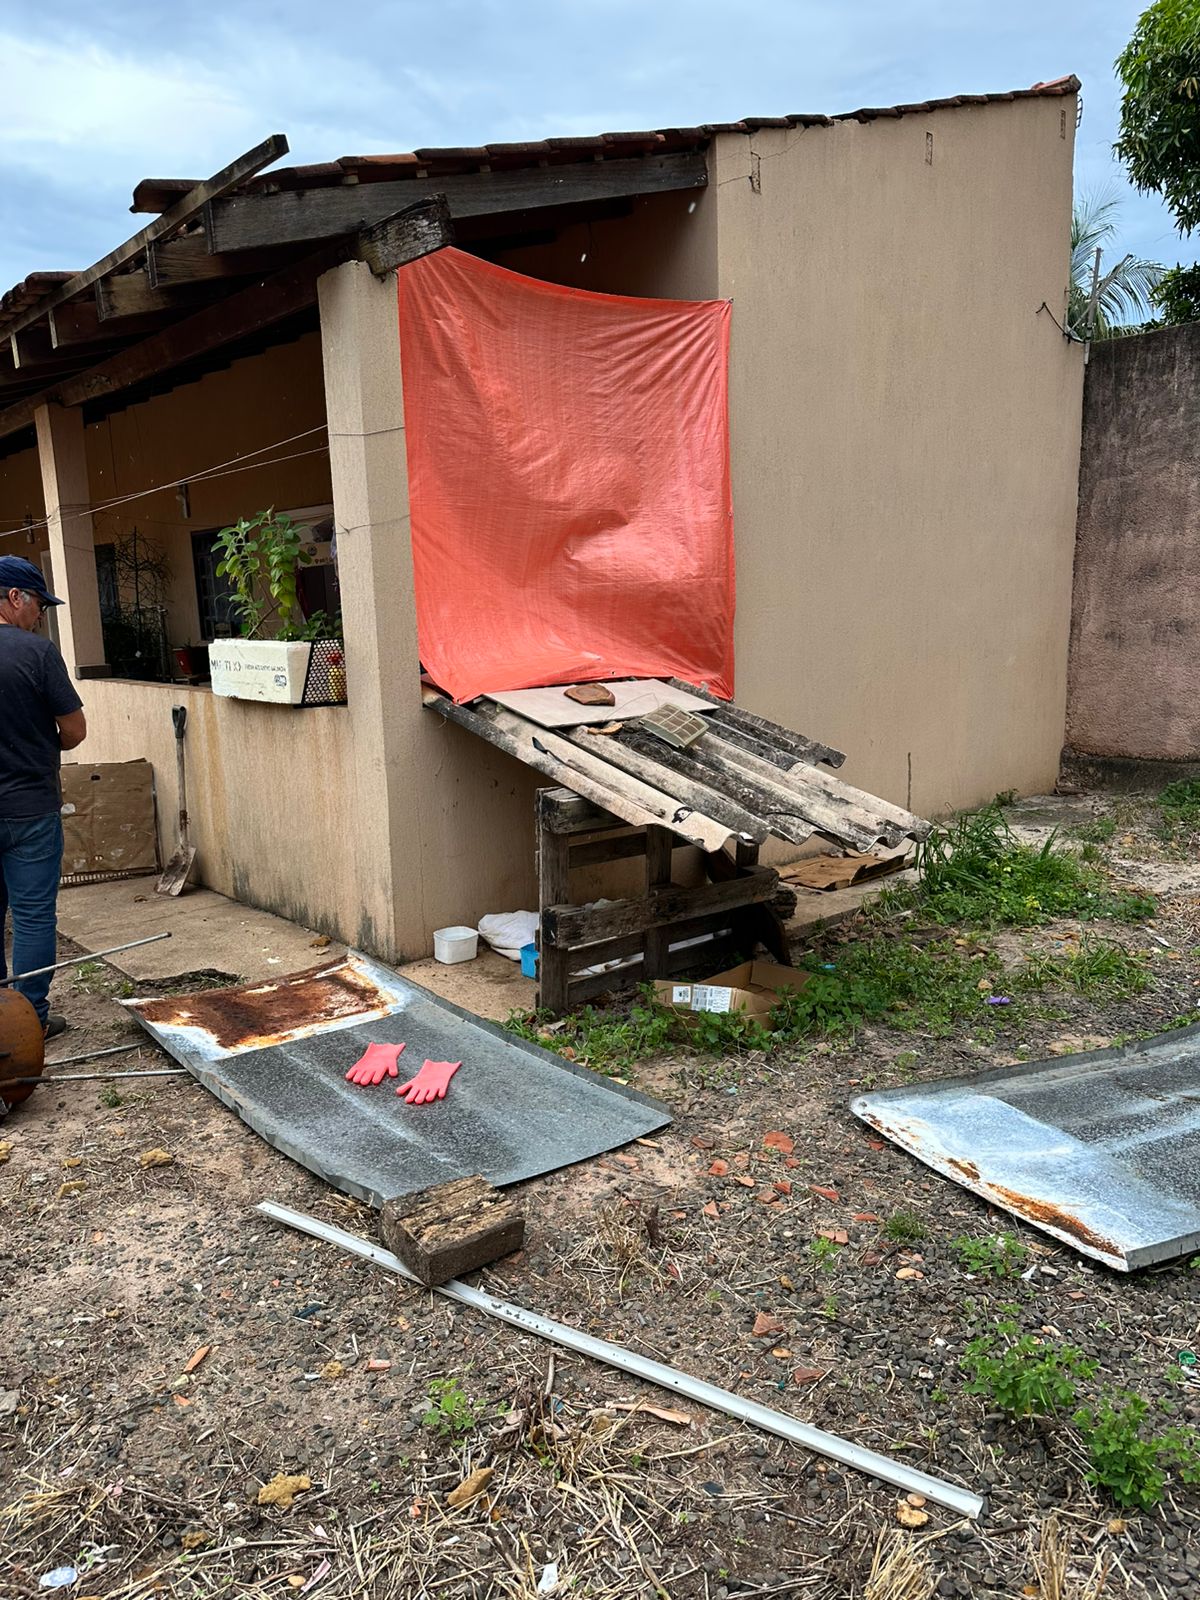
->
<box><xmin>712</xmin><ymin>99</ymin><xmax>1084</xmax><ymax>815</ymax></box>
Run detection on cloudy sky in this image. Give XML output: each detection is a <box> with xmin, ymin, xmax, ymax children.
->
<box><xmin>0</xmin><ymin>0</ymin><xmax>1189</xmax><ymax>292</ymax></box>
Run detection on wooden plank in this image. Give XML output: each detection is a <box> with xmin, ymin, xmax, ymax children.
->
<box><xmin>48</xmin><ymin>301</ymin><xmax>167</xmax><ymax>350</ymax></box>
<box><xmin>379</xmin><ymin>1177</ymin><xmax>524</xmax><ymax>1288</ymax></box>
<box><xmin>145</xmin><ymin>236</ymin><xmax>292</xmax><ymax>287</ymax></box>
<box><xmin>95</xmin><ymin>273</ymin><xmax>211</xmax><ymax>321</ymax></box>
<box><xmin>644</xmin><ymin>825</ymin><xmax>674</xmax><ymax>979</ymax></box>
<box><xmin>569</xmin><ymin>832</ymin><xmax>646</xmax><ymax>870</ymax></box>
<box><xmin>544</xmin><ymin>867</ymin><xmax>779</xmax><ymax>948</ymax></box>
<box><xmin>0</xmin><ymin>134</ymin><xmax>289</xmax><ymax>342</ymax></box>
<box><xmin>536</xmin><ymin>786</ymin><xmax>619</xmax><ymax>836</ymax></box>
<box><xmin>356</xmin><ymin>194</ymin><xmax>452</xmax><ymax>275</ymax></box>
<box><xmin>538</xmin><ymin>823</ymin><xmax>572</xmax><ymax>1015</ymax></box>
<box><xmin>56</xmin><ymin>200</ymin><xmax>452</xmax><ymax>411</ymax></box>
<box><xmin>207</xmin><ymin>151</ymin><xmax>708</xmax><ymax>253</ymax></box>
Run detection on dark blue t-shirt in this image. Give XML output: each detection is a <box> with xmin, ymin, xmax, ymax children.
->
<box><xmin>0</xmin><ymin>625</ymin><xmax>83</xmax><ymax>818</ymax></box>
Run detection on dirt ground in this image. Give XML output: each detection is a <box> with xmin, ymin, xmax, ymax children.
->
<box><xmin>2</xmin><ymin>790</ymin><xmax>1200</xmax><ymax>1599</ymax></box>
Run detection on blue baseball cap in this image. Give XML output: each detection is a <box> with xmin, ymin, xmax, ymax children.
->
<box><xmin>0</xmin><ymin>554</ymin><xmax>64</xmax><ymax>606</ymax></box>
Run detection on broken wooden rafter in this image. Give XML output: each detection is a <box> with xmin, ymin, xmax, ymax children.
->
<box><xmin>0</xmin><ymin>134</ymin><xmax>289</xmax><ymax>343</ymax></box>
<box><xmin>205</xmin><ymin>150</ymin><xmax>707</xmax><ymax>253</ymax></box>
<box><xmin>0</xmin><ymin>198</ymin><xmax>452</xmax><ymax>441</ymax></box>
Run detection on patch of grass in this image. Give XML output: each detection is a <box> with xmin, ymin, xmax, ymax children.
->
<box><xmin>953</xmin><ymin>1232</ymin><xmax>1028</xmax><ymax>1279</ymax></box>
<box><xmin>98</xmin><ymin>1087</ymin><xmax>123</xmax><ymax>1109</ymax></box>
<box><xmin>689</xmin><ymin>1009</ymin><xmax>771</xmax><ymax>1054</ymax></box>
<box><xmin>1159</xmin><ymin>776</ymin><xmax>1200</xmax><ymax>841</ymax></box>
<box><xmin>884</xmin><ymin>1211</ymin><xmax>925</xmax><ymax>1244</ymax></box>
<box><xmin>771</xmin><ymin>937</ymin><xmax>1003</xmax><ymax>1040</ymax></box>
<box><xmin>1014</xmin><ymin>937</ymin><xmax>1151</xmax><ymax>1002</ymax></box>
<box><xmin>898</xmin><ymin>802</ymin><xmax>1156</xmax><ymax>927</ymax></box>
<box><xmin>506</xmin><ymin>999</ymin><xmax>673</xmax><ymax>1076</ymax></box>
<box><xmin>1073</xmin><ymin>816</ymin><xmax>1117</xmax><ymax>845</ymax></box>
<box><xmin>421</xmin><ymin>1377</ymin><xmax>477</xmax><ymax>1439</ymax></box>
<box><xmin>962</xmin><ymin>1320</ymin><xmax>1096</xmax><ymax>1419</ymax></box>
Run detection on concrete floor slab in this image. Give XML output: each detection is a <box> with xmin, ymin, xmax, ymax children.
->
<box><xmin>56</xmin><ymin>880</ymin><xmax>342</xmax><ymax>984</ymax></box>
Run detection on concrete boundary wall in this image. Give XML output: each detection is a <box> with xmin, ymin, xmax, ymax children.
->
<box><xmin>1067</xmin><ymin>324</ymin><xmax>1200</xmax><ymax>763</ymax></box>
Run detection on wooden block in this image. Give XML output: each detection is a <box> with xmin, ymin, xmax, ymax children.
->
<box><xmin>380</xmin><ymin>1176</ymin><xmax>525</xmax><ymax>1287</ymax></box>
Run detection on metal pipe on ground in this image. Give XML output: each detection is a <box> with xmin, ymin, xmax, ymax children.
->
<box><xmin>258</xmin><ymin>1199</ymin><xmax>984</xmax><ymax>1519</ymax></box>
<box><xmin>1</xmin><ymin>932</ymin><xmax>172</xmax><ymax>986</ymax></box>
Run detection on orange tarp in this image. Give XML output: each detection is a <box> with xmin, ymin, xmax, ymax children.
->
<box><xmin>396</xmin><ymin>248</ymin><xmax>734</xmax><ymax>704</ymax></box>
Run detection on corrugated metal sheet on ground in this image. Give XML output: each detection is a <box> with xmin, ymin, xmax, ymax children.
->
<box><xmin>424</xmin><ymin>677</ymin><xmax>929</xmax><ymax>857</ymax></box>
<box><xmin>852</xmin><ymin>1021</ymin><xmax>1200</xmax><ymax>1271</ymax></box>
<box><xmin>124</xmin><ymin>953</ymin><xmax>670</xmax><ymax>1205</ymax></box>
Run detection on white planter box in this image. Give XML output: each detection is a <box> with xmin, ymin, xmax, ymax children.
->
<box><xmin>209</xmin><ymin>639</ymin><xmax>314</xmax><ymax>704</ymax></box>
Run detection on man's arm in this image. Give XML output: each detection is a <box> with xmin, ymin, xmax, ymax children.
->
<box><xmin>57</xmin><ymin>710</ymin><xmax>87</xmax><ymax>751</ymax></box>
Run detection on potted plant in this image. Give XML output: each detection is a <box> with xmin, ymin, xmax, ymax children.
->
<box><xmin>207</xmin><ymin>510</ymin><xmax>344</xmax><ymax>705</ymax></box>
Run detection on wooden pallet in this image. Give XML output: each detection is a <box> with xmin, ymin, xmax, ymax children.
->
<box><xmin>536</xmin><ymin>786</ymin><xmax>792</xmax><ymax>1015</ymax></box>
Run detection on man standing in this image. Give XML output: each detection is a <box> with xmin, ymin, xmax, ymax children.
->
<box><xmin>0</xmin><ymin>555</ymin><xmax>87</xmax><ymax>1038</ymax></box>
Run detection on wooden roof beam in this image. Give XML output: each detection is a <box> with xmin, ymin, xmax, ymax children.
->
<box><xmin>0</xmin><ymin>133</ymin><xmax>289</xmax><ymax>342</ymax></box>
<box><xmin>0</xmin><ymin>197</ymin><xmax>451</xmax><ymax>441</ymax></box>
<box><xmin>146</xmin><ymin>235</ymin><xmax>295</xmax><ymax>287</ymax></box>
<box><xmin>48</xmin><ymin>300</ymin><xmax>168</xmax><ymax>350</ymax></box>
<box><xmin>95</xmin><ymin>271</ymin><xmax>215</xmax><ymax>321</ymax></box>
<box><xmin>205</xmin><ymin>150</ymin><xmax>706</xmax><ymax>253</ymax></box>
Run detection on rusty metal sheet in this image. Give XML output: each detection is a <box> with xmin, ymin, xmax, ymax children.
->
<box><xmin>123</xmin><ymin>952</ymin><xmax>671</xmax><ymax>1202</ymax></box>
<box><xmin>852</xmin><ymin>1021</ymin><xmax>1200</xmax><ymax>1271</ymax></box>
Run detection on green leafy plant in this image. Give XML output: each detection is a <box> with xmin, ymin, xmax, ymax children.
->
<box><xmin>505</xmin><ymin>999</ymin><xmax>673</xmax><ymax>1076</ymax></box>
<box><xmin>214</xmin><ymin>509</ymin><xmax>327</xmax><ymax>641</ymax></box>
<box><xmin>953</xmin><ymin>1233</ymin><xmax>1029</xmax><ymax>1279</ymax></box>
<box><xmin>809</xmin><ymin>1237</ymin><xmax>840</xmax><ymax>1271</ymax></box>
<box><xmin>1074</xmin><ymin>1394</ymin><xmax>1165</xmax><ymax>1509</ymax></box>
<box><xmin>962</xmin><ymin>1322</ymin><xmax>1096</xmax><ymax>1419</ymax></box>
<box><xmin>689</xmin><ymin>1008</ymin><xmax>772</xmax><ymax>1054</ymax></box>
<box><xmin>1073</xmin><ymin>816</ymin><xmax>1117</xmax><ymax>844</ymax></box>
<box><xmin>1158</xmin><ymin>1422</ymin><xmax>1200</xmax><ymax>1485</ymax></box>
<box><xmin>884</xmin><ymin>1211</ymin><xmax>925</xmax><ymax>1244</ymax></box>
<box><xmin>1116</xmin><ymin>0</ymin><xmax>1200</xmax><ymax>234</ymax></box>
<box><xmin>1153</xmin><ymin>261</ymin><xmax>1200</xmax><ymax>324</ymax></box>
<box><xmin>421</xmin><ymin>1376</ymin><xmax>477</xmax><ymax>1438</ymax></box>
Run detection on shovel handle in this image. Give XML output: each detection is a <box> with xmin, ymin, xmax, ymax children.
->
<box><xmin>172</xmin><ymin>705</ymin><xmax>187</xmax><ymax>740</ymax></box>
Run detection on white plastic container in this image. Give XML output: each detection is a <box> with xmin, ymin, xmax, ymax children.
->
<box><xmin>433</xmin><ymin>925</ymin><xmax>479</xmax><ymax>964</ymax></box>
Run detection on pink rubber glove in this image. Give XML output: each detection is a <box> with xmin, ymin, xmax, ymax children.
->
<box><xmin>396</xmin><ymin>1059</ymin><xmax>461</xmax><ymax>1105</ymax></box>
<box><xmin>345</xmin><ymin>1042</ymin><xmax>406</xmax><ymax>1086</ymax></box>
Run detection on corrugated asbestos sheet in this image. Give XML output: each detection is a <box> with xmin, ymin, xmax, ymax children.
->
<box><xmin>852</xmin><ymin>1022</ymin><xmax>1200</xmax><ymax>1271</ymax></box>
<box><xmin>423</xmin><ymin>679</ymin><xmax>929</xmax><ymax>856</ymax></box>
<box><xmin>123</xmin><ymin>952</ymin><xmax>671</xmax><ymax>1204</ymax></box>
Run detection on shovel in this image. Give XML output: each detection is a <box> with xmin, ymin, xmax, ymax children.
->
<box><xmin>156</xmin><ymin>705</ymin><xmax>197</xmax><ymax>896</ymax></box>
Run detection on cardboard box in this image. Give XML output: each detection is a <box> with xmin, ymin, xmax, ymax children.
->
<box><xmin>654</xmin><ymin>959</ymin><xmax>808</xmax><ymax>1022</ymax></box>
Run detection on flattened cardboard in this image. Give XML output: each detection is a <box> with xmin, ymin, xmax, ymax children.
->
<box><xmin>780</xmin><ymin>849</ymin><xmax>909</xmax><ymax>892</ymax></box>
<box><xmin>60</xmin><ymin>760</ymin><xmax>159</xmax><ymax>881</ymax></box>
<box><xmin>654</xmin><ymin>959</ymin><xmax>808</xmax><ymax>1022</ymax></box>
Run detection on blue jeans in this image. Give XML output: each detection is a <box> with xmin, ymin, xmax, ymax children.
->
<box><xmin>0</xmin><ymin>812</ymin><xmax>64</xmax><ymax>1025</ymax></box>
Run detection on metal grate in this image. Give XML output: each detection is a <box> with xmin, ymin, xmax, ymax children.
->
<box><xmin>300</xmin><ymin>639</ymin><xmax>348</xmax><ymax>707</ymax></box>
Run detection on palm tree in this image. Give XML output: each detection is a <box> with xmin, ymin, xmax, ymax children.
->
<box><xmin>1069</xmin><ymin>191</ymin><xmax>1164</xmax><ymax>338</ymax></box>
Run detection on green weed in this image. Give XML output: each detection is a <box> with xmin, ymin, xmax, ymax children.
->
<box><xmin>421</xmin><ymin>1377</ymin><xmax>477</xmax><ymax>1438</ymax></box>
<box><xmin>1074</xmin><ymin>1395</ymin><xmax>1165</xmax><ymax>1510</ymax></box>
<box><xmin>771</xmin><ymin>938</ymin><xmax>1002</xmax><ymax>1040</ymax></box>
<box><xmin>99</xmin><ymin>1087</ymin><xmax>123</xmax><ymax>1109</ymax></box>
<box><xmin>884</xmin><ymin>1212</ymin><xmax>925</xmax><ymax>1244</ymax></box>
<box><xmin>962</xmin><ymin>1321</ymin><xmax>1096</xmax><ymax>1419</ymax></box>
<box><xmin>953</xmin><ymin>1233</ymin><xmax>1029</xmax><ymax>1279</ymax></box>
<box><xmin>809</xmin><ymin>1236</ymin><xmax>840</xmax><ymax>1271</ymax></box>
<box><xmin>689</xmin><ymin>1008</ymin><xmax>772</xmax><ymax>1054</ymax></box>
<box><xmin>901</xmin><ymin>803</ymin><xmax>1155</xmax><ymax>927</ymax></box>
<box><xmin>1013</xmin><ymin>938</ymin><xmax>1151</xmax><ymax>1002</ymax></box>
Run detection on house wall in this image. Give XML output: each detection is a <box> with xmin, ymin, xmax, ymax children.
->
<box><xmin>712</xmin><ymin>98</ymin><xmax>1083</xmax><ymax>815</ymax></box>
<box><xmin>1066</xmin><ymin>324</ymin><xmax>1200</xmax><ymax>762</ymax></box>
